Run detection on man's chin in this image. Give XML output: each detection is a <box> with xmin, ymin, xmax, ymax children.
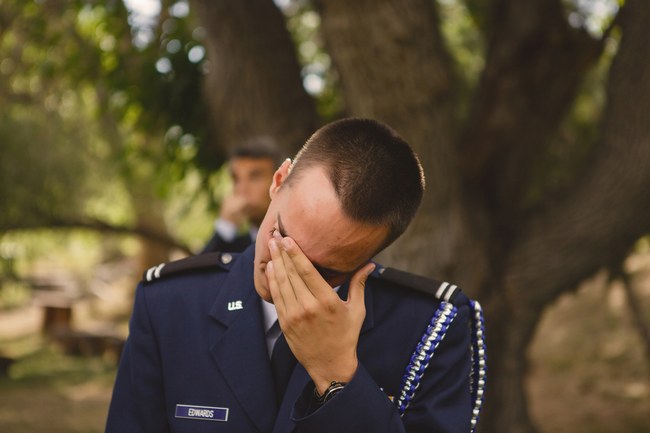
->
<box><xmin>257</xmin><ymin>290</ymin><xmax>273</xmax><ymax>303</ymax></box>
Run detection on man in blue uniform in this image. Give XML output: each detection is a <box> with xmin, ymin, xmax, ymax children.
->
<box><xmin>106</xmin><ymin>118</ymin><xmax>483</xmax><ymax>433</ymax></box>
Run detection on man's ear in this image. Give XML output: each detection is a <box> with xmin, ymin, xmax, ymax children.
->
<box><xmin>269</xmin><ymin>159</ymin><xmax>292</xmax><ymax>199</ymax></box>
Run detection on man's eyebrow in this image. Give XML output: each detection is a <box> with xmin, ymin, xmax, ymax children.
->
<box><xmin>249</xmin><ymin>168</ymin><xmax>266</xmax><ymax>176</ymax></box>
<box><xmin>277</xmin><ymin>213</ymin><xmax>289</xmax><ymax>238</ymax></box>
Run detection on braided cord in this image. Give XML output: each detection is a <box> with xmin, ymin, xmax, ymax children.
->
<box><xmin>396</xmin><ymin>302</ymin><xmax>457</xmax><ymax>417</ymax></box>
<box><xmin>469</xmin><ymin>300</ymin><xmax>487</xmax><ymax>433</ymax></box>
<box><xmin>395</xmin><ymin>299</ymin><xmax>487</xmax><ymax>432</ymax></box>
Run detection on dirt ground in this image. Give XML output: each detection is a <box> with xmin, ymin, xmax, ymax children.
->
<box><xmin>528</xmin><ymin>264</ymin><xmax>650</xmax><ymax>433</ymax></box>
<box><xmin>0</xmin><ymin>256</ymin><xmax>648</xmax><ymax>433</ymax></box>
<box><xmin>0</xmin><ymin>381</ymin><xmax>112</xmax><ymax>433</ymax></box>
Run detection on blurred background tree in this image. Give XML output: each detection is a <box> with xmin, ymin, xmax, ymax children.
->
<box><xmin>1</xmin><ymin>0</ymin><xmax>210</xmax><ymax>267</ymax></box>
<box><xmin>1</xmin><ymin>0</ymin><xmax>649</xmax><ymax>432</ymax></box>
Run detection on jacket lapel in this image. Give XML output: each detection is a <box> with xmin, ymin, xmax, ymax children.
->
<box><xmin>208</xmin><ymin>248</ymin><xmax>278</xmax><ymax>433</ymax></box>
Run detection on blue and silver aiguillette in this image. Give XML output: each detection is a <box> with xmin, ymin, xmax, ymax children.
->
<box><xmin>175</xmin><ymin>404</ymin><xmax>229</xmax><ymax>422</ymax></box>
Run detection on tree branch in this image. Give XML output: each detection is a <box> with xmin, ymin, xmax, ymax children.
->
<box><xmin>505</xmin><ymin>0</ymin><xmax>650</xmax><ymax>308</ymax></box>
<box><xmin>317</xmin><ymin>0</ymin><xmax>460</xmax><ymax>184</ymax></box>
<box><xmin>2</xmin><ymin>218</ymin><xmax>193</xmax><ymax>255</ymax></box>
<box><xmin>460</xmin><ymin>0</ymin><xmax>604</xmax><ymax>223</ymax></box>
<box><xmin>318</xmin><ymin>0</ymin><xmax>486</xmax><ymax>283</ymax></box>
<box><xmin>190</xmin><ymin>0</ymin><xmax>320</xmax><ymax>158</ymax></box>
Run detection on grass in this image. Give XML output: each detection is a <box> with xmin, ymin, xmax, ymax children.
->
<box><xmin>0</xmin><ymin>335</ymin><xmax>116</xmax><ymax>433</ymax></box>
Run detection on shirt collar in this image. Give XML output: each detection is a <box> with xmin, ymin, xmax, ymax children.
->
<box><xmin>261</xmin><ymin>299</ymin><xmax>278</xmax><ymax>333</ymax></box>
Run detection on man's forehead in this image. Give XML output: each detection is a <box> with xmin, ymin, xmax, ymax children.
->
<box><xmin>276</xmin><ymin>209</ymin><xmax>380</xmax><ymax>275</ymax></box>
<box><xmin>232</xmin><ymin>156</ymin><xmax>274</xmax><ymax>166</ymax></box>
<box><xmin>277</xmin><ymin>212</ymin><xmax>360</xmax><ymax>273</ymax></box>
<box><xmin>230</xmin><ymin>157</ymin><xmax>275</xmax><ymax>173</ymax></box>
<box><xmin>275</xmin><ymin>166</ymin><xmax>386</xmax><ymax>266</ymax></box>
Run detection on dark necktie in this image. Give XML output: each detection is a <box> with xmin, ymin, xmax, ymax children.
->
<box><xmin>270</xmin><ymin>327</ymin><xmax>297</xmax><ymax>401</ymax></box>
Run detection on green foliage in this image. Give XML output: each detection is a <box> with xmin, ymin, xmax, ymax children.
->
<box><xmin>280</xmin><ymin>1</ymin><xmax>345</xmax><ymax>121</ymax></box>
<box><xmin>0</xmin><ymin>0</ymin><xmax>627</xmax><ymax>243</ymax></box>
<box><xmin>437</xmin><ymin>0</ymin><xmax>485</xmax><ymax>115</ymax></box>
<box><xmin>0</xmin><ymin>0</ymin><xmax>211</xmax><ymax>244</ymax></box>
<box><xmin>1</xmin><ymin>334</ymin><xmax>116</xmax><ymax>387</ymax></box>
<box><xmin>0</xmin><ymin>280</ymin><xmax>31</xmax><ymax>310</ymax></box>
<box><xmin>524</xmin><ymin>33</ymin><xmax>620</xmax><ymax>207</ymax></box>
<box><xmin>0</xmin><ymin>101</ymin><xmax>96</xmax><ymax>229</ymax></box>
<box><xmin>634</xmin><ymin>235</ymin><xmax>650</xmax><ymax>254</ymax></box>
<box><xmin>563</xmin><ymin>0</ymin><xmax>620</xmax><ymax>36</ymax></box>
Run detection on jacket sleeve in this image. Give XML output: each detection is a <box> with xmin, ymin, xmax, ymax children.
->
<box><xmin>290</xmin><ymin>305</ymin><xmax>472</xmax><ymax>433</ymax></box>
<box><xmin>105</xmin><ymin>283</ymin><xmax>171</xmax><ymax>433</ymax></box>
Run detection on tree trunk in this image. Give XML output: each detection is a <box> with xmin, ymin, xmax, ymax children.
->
<box><xmin>480</xmin><ymin>297</ymin><xmax>543</xmax><ymax>433</ymax></box>
<box><xmin>483</xmin><ymin>1</ymin><xmax>650</xmax><ymax>432</ymax></box>
<box><xmin>460</xmin><ymin>0</ymin><xmax>603</xmax><ymax>218</ymax></box>
<box><xmin>316</xmin><ymin>0</ymin><xmax>489</xmax><ymax>291</ymax></box>
<box><xmin>191</xmin><ymin>0</ymin><xmax>320</xmax><ymax>159</ymax></box>
<box><xmin>133</xmin><ymin>195</ymin><xmax>173</xmax><ymax>277</ymax></box>
<box><xmin>506</xmin><ymin>0</ymin><xmax>650</xmax><ymax>310</ymax></box>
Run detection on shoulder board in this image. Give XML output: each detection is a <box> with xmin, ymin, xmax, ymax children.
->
<box><xmin>142</xmin><ymin>252</ymin><xmax>236</xmax><ymax>284</ymax></box>
<box><xmin>372</xmin><ymin>265</ymin><xmax>469</xmax><ymax>306</ymax></box>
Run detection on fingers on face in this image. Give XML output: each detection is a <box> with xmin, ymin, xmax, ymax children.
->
<box><xmin>280</xmin><ymin>237</ymin><xmax>332</xmax><ymax>299</ymax></box>
<box><xmin>349</xmin><ymin>262</ymin><xmax>375</xmax><ymax>299</ymax></box>
<box><xmin>356</xmin><ymin>262</ymin><xmax>376</xmax><ymax>284</ymax></box>
<box><xmin>268</xmin><ymin>240</ymin><xmax>289</xmax><ymax>304</ymax></box>
<box><xmin>265</xmin><ymin>261</ymin><xmax>284</xmax><ymax>315</ymax></box>
<box><xmin>280</xmin><ymin>248</ymin><xmax>307</xmax><ymax>296</ymax></box>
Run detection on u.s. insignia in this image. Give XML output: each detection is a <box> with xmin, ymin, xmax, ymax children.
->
<box><xmin>227</xmin><ymin>300</ymin><xmax>243</xmax><ymax>311</ymax></box>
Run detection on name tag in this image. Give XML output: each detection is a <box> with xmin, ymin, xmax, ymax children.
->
<box><xmin>175</xmin><ymin>404</ymin><xmax>229</xmax><ymax>422</ymax></box>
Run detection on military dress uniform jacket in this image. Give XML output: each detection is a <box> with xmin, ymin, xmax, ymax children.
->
<box><xmin>105</xmin><ymin>245</ymin><xmax>472</xmax><ymax>433</ymax></box>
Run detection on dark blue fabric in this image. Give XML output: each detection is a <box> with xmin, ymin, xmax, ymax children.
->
<box><xmin>271</xmin><ymin>332</ymin><xmax>297</xmax><ymax>402</ymax></box>
<box><xmin>105</xmin><ymin>245</ymin><xmax>471</xmax><ymax>433</ymax></box>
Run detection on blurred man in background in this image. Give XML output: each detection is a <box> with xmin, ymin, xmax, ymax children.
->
<box><xmin>201</xmin><ymin>137</ymin><xmax>283</xmax><ymax>254</ymax></box>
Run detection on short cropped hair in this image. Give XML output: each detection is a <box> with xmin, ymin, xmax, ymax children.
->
<box><xmin>286</xmin><ymin>118</ymin><xmax>425</xmax><ymax>249</ymax></box>
<box><xmin>231</xmin><ymin>136</ymin><xmax>283</xmax><ymax>168</ymax></box>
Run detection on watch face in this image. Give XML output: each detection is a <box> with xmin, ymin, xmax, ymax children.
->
<box><xmin>314</xmin><ymin>381</ymin><xmax>346</xmax><ymax>404</ymax></box>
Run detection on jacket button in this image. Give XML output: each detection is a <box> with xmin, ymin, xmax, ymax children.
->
<box><xmin>221</xmin><ymin>253</ymin><xmax>233</xmax><ymax>265</ymax></box>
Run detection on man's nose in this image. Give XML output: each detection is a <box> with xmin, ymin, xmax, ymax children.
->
<box><xmin>234</xmin><ymin>181</ymin><xmax>249</xmax><ymax>195</ymax></box>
